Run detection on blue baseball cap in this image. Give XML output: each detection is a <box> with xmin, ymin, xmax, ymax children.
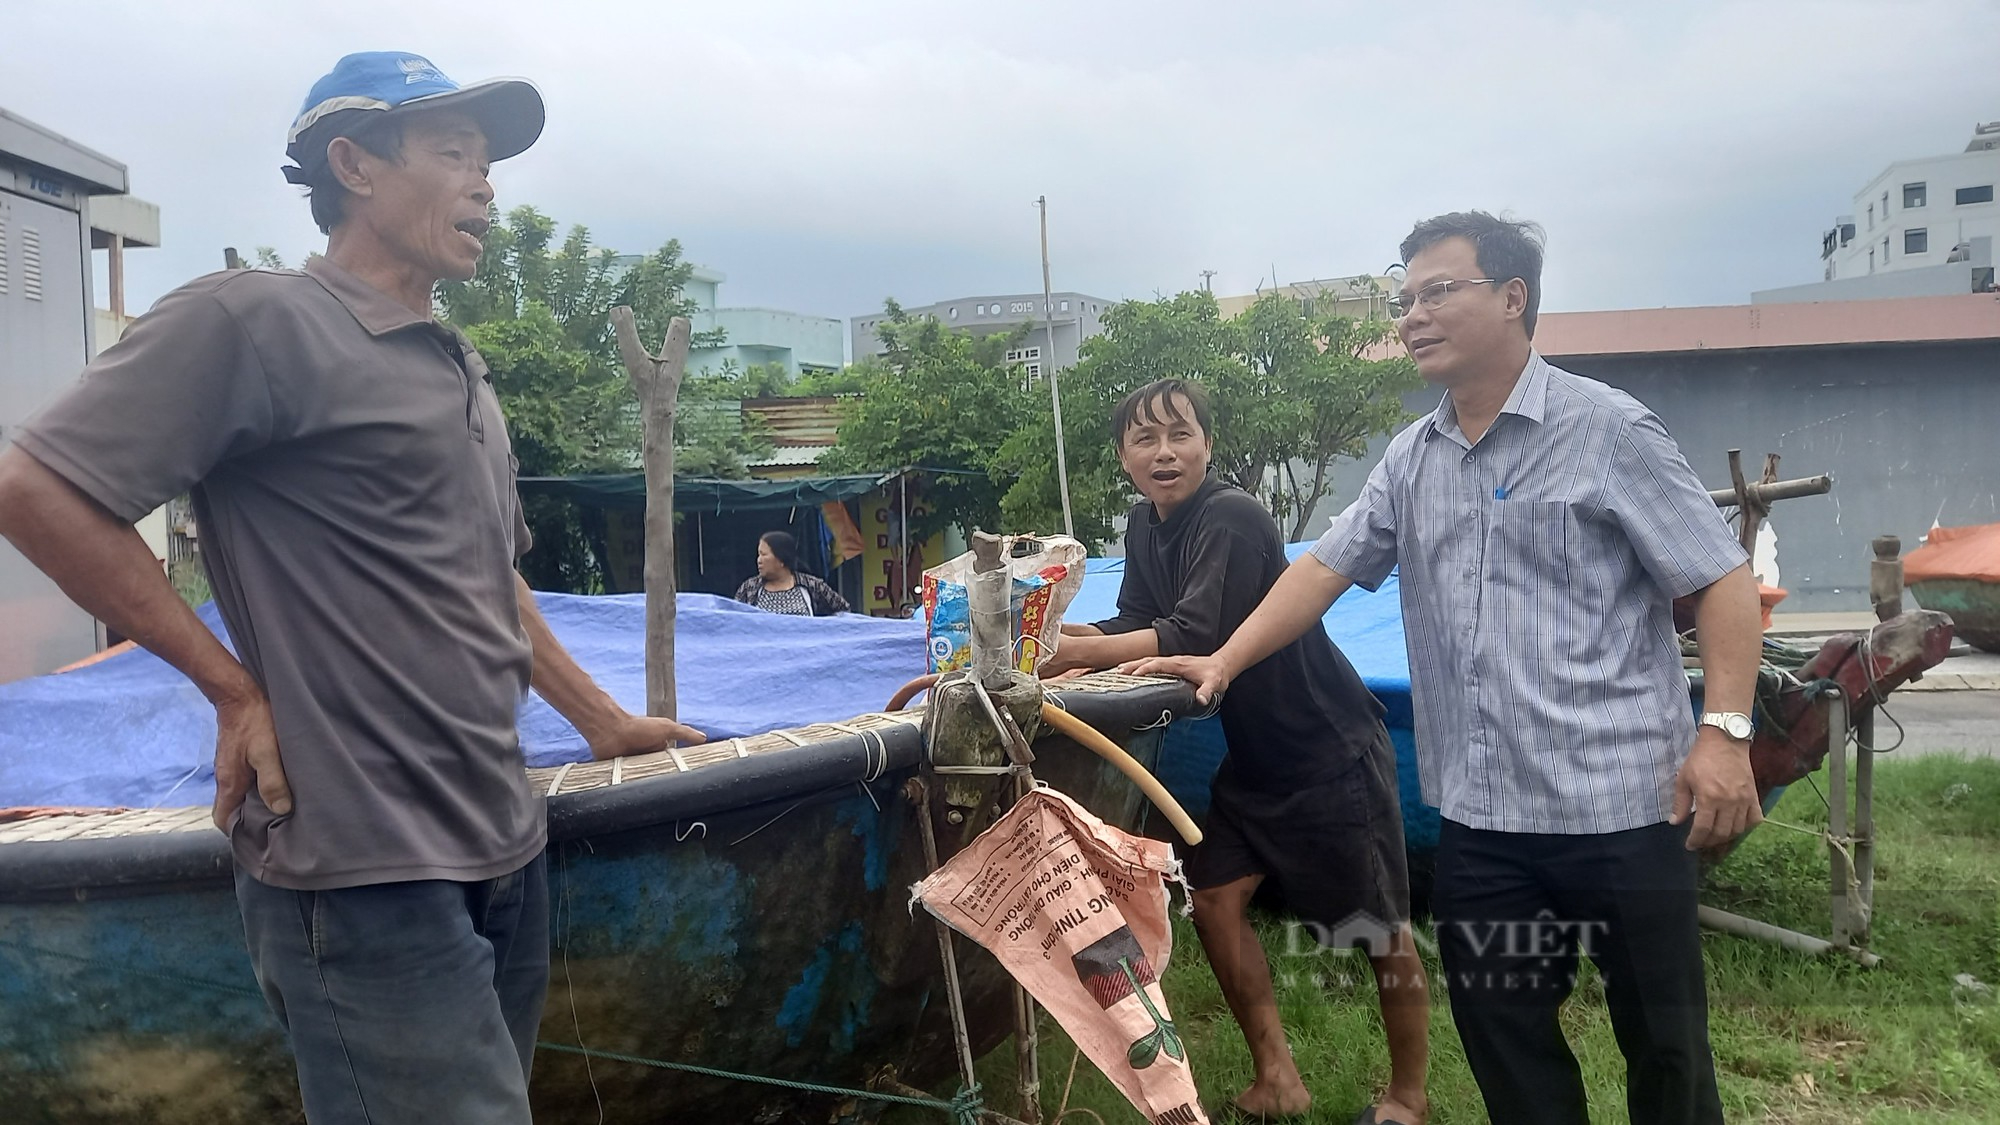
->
<box><xmin>283</xmin><ymin>52</ymin><xmax>544</xmax><ymax>179</ymax></box>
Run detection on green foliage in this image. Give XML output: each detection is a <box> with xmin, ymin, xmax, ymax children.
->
<box><xmin>689</xmin><ymin>359</ymin><xmax>800</xmax><ymax>401</ymax></box>
<box><xmin>460</xmin><ymin>300</ymin><xmax>639</xmax><ymax>477</ymax></box>
<box><xmin>435</xmin><ymin>205</ymin><xmax>731</xmax><ymax>590</ymax></box>
<box><xmin>672</xmin><ymin>395</ymin><xmax>775</xmax><ymax>479</ymax></box>
<box><xmin>794</xmin><ymin>365</ymin><xmax>873</xmax><ymax>397</ymax></box>
<box><xmin>168</xmin><ymin>556</ymin><xmax>211</xmax><ymax>609</ymax></box>
<box><xmin>995</xmin><ymin>292</ymin><xmax>1239</xmax><ymax>546</ymax></box>
<box><xmin>996</xmin><ymin>289</ymin><xmax>1420</xmax><ymax>547</ymax></box>
<box><xmin>818</xmin><ymin>303</ymin><xmax>1032</xmax><ymax>541</ymax></box>
<box><xmin>1237</xmin><ymin>292</ymin><xmax>1422</xmax><ymax>539</ymax></box>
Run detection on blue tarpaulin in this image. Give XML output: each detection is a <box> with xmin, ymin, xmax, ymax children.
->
<box><xmin>1072</xmin><ymin>548</ymin><xmax>1435</xmax><ymax>851</ymax></box>
<box><xmin>0</xmin><ymin>594</ymin><xmax>930</xmax><ymax>810</ymax></box>
<box><xmin>2</xmin><ymin>550</ymin><xmax>1427</xmax><ymax>847</ymax></box>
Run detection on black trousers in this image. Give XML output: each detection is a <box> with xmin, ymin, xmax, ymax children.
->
<box><xmin>1433</xmin><ymin>819</ymin><xmax>1724</xmax><ymax>1125</ymax></box>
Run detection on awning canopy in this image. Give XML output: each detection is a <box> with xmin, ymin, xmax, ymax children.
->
<box><xmin>518</xmin><ymin>473</ymin><xmax>896</xmax><ymax>513</ymax></box>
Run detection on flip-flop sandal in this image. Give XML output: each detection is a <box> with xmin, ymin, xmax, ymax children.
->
<box><xmin>1352</xmin><ymin>1104</ymin><xmax>1417</xmax><ymax>1125</ymax></box>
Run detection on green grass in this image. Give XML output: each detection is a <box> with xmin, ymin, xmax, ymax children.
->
<box><xmin>893</xmin><ymin>756</ymin><xmax>2000</xmax><ymax>1125</ymax></box>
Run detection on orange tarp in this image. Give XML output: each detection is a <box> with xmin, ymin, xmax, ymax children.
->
<box><xmin>1905</xmin><ymin>522</ymin><xmax>2000</xmax><ymax>585</ymax></box>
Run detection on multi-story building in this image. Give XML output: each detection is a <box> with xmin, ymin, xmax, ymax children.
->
<box><xmin>1212</xmin><ymin>273</ymin><xmax>1394</xmax><ymax>322</ymax></box>
<box><xmin>850</xmin><ymin>290</ymin><xmax>1116</xmax><ymax>376</ymax></box>
<box><xmin>611</xmin><ymin>259</ymin><xmax>844</xmax><ymax>377</ymax></box>
<box><xmin>684</xmin><ymin>266</ymin><xmax>844</xmax><ymax>377</ymax></box>
<box><xmin>1768</xmin><ymin>119</ymin><xmax>1999</xmax><ymax>304</ymax></box>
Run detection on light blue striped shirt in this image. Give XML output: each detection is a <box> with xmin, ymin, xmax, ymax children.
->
<box><xmin>1311</xmin><ymin>353</ymin><xmax>1747</xmax><ymax>834</ymax></box>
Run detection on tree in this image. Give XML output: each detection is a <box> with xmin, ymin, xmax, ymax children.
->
<box><xmin>689</xmin><ymin>359</ymin><xmax>799</xmax><ymax>400</ymax></box>
<box><xmin>794</xmin><ymin>365</ymin><xmax>872</xmax><ymax>397</ymax></box>
<box><xmin>818</xmin><ymin>302</ymin><xmax>1032</xmax><ymax>541</ymax></box>
<box><xmin>436</xmin><ymin>206</ymin><xmax>731</xmax><ymax>590</ymax></box>
<box><xmin>994</xmin><ymin>292</ymin><xmax>1239</xmax><ymax>546</ymax></box>
<box><xmin>996</xmin><ymin>289</ymin><xmax>1419</xmax><ymax>546</ymax></box>
<box><xmin>1233</xmin><ymin>291</ymin><xmax>1420</xmax><ymax>539</ymax></box>
<box><xmin>685</xmin><ymin>358</ymin><xmax>870</xmax><ymax>400</ymax></box>
<box><xmin>672</xmin><ymin>394</ymin><xmax>775</xmax><ymax>479</ymax></box>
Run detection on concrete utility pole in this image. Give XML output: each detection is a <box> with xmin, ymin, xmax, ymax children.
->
<box><xmin>1035</xmin><ymin>196</ymin><xmax>1075</xmax><ymax>538</ymax></box>
<box><xmin>1198</xmin><ymin>269</ymin><xmax>1217</xmax><ymax>292</ymax></box>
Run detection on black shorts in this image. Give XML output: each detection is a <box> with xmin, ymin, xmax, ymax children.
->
<box><xmin>1184</xmin><ymin>727</ymin><xmax>1411</xmax><ymax>946</ymax></box>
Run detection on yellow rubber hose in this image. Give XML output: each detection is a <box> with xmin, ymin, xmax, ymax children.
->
<box><xmin>1039</xmin><ymin>703</ymin><xmax>1203</xmax><ymax>847</ymax></box>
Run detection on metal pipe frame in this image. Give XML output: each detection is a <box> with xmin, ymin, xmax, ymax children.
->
<box><xmin>1700</xmin><ymin>688</ymin><xmax>1881</xmax><ymax>966</ymax></box>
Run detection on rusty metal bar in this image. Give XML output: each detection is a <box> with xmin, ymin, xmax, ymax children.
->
<box><xmin>1707</xmin><ymin>475</ymin><xmax>1832</xmax><ymax>507</ymax></box>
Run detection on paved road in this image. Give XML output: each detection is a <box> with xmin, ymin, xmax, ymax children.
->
<box><xmin>1867</xmin><ymin>690</ymin><xmax>2000</xmax><ymax>759</ymax></box>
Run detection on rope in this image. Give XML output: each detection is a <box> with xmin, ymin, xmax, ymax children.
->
<box><xmin>533</xmin><ymin>1043</ymin><xmax>988</xmax><ymax>1124</ymax></box>
<box><xmin>0</xmin><ymin>938</ymin><xmax>990</xmax><ymax>1124</ymax></box>
<box><xmin>546</xmin><ymin>762</ymin><xmax>577</xmax><ymax>797</ymax></box>
<box><xmin>1758</xmin><ymin>814</ymin><xmax>1866</xmax><ymax>916</ymax></box>
<box><xmin>1685</xmin><ymin>631</ymin><xmax>1911</xmax><ymax>756</ymax></box>
<box><xmin>1849</xmin><ymin>633</ymin><xmax>1907</xmax><ymax>754</ymax></box>
<box><xmin>1052</xmin><ymin>1044</ymin><xmax>1107</xmax><ymax>1124</ymax></box>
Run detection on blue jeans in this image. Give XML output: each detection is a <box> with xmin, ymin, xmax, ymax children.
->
<box><xmin>235</xmin><ymin>854</ymin><xmax>549</xmax><ymax>1124</ymax></box>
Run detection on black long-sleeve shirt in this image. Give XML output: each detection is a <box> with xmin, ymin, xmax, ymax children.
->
<box><xmin>1094</xmin><ymin>474</ymin><xmax>1385</xmax><ymax>791</ymax></box>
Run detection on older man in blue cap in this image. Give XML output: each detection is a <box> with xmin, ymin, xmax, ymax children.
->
<box><xmin>0</xmin><ymin>53</ymin><xmax>703</xmax><ymax>1122</ymax></box>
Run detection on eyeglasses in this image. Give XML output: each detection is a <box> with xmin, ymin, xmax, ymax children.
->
<box><xmin>1387</xmin><ymin>278</ymin><xmax>1502</xmax><ymax>320</ymax></box>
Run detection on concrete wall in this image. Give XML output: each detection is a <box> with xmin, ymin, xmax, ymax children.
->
<box><xmin>1298</xmin><ymin>341</ymin><xmax>2000</xmax><ymax>612</ymax></box>
<box><xmin>690</xmin><ymin>306</ymin><xmax>845</xmax><ymax>375</ymax></box>
<box><xmin>1757</xmin><ymin>250</ymin><xmax>1992</xmax><ymax>305</ymax></box>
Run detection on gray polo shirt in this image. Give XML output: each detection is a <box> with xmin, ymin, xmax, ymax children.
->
<box><xmin>15</xmin><ymin>256</ymin><xmax>543</xmax><ymax>890</ymax></box>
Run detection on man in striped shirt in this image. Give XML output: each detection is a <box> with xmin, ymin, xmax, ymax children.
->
<box><xmin>1133</xmin><ymin>212</ymin><xmax>1763</xmax><ymax>1125</ymax></box>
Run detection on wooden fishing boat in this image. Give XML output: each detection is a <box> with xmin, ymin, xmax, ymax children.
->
<box><xmin>1904</xmin><ymin>521</ymin><xmax>2000</xmax><ymax>653</ymax></box>
<box><xmin>0</xmin><ymin>672</ymin><xmax>1195</xmax><ymax>1125</ymax></box>
<box><xmin>1907</xmin><ymin>578</ymin><xmax>2000</xmax><ymax>652</ymax></box>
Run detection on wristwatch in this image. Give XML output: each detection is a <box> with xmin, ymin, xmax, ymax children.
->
<box><xmin>1700</xmin><ymin>711</ymin><xmax>1754</xmax><ymax>741</ymax></box>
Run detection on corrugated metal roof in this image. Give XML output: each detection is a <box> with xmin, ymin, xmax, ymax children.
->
<box><xmin>747</xmin><ymin>445</ymin><xmax>833</xmax><ymax>468</ymax></box>
<box><xmin>744</xmin><ymin>397</ymin><xmax>845</xmax><ymax>447</ymax></box>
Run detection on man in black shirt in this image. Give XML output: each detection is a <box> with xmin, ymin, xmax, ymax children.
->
<box><xmin>1046</xmin><ymin>380</ymin><xmax>1429</xmax><ymax>1124</ymax></box>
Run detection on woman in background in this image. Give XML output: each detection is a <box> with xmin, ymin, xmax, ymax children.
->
<box><xmin>734</xmin><ymin>531</ymin><xmax>850</xmax><ymax>616</ymax></box>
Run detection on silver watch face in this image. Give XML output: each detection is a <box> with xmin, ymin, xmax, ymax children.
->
<box><xmin>1710</xmin><ymin>712</ymin><xmax>1753</xmax><ymax>740</ymax></box>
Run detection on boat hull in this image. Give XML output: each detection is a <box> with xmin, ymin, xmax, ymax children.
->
<box><xmin>0</xmin><ymin>681</ymin><xmax>1188</xmax><ymax>1124</ymax></box>
<box><xmin>1909</xmin><ymin>577</ymin><xmax>2000</xmax><ymax>652</ymax></box>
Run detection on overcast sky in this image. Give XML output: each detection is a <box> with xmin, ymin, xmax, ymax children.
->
<box><xmin>7</xmin><ymin>0</ymin><xmax>1997</xmax><ymax>332</ymax></box>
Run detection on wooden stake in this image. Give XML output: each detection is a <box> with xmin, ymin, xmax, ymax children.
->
<box><xmin>611</xmin><ymin>307</ymin><xmax>691</xmax><ymax>720</ymax></box>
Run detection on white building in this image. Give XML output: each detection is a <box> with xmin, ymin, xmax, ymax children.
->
<box><xmin>609</xmin><ymin>260</ymin><xmax>845</xmax><ymax>377</ymax></box>
<box><xmin>682</xmin><ymin>266</ymin><xmax>845</xmax><ymax>377</ymax></box>
<box><xmin>851</xmin><ymin>291</ymin><xmax>1116</xmax><ymax>376</ymax></box>
<box><xmin>1822</xmin><ymin>120</ymin><xmax>1998</xmax><ymax>285</ymax></box>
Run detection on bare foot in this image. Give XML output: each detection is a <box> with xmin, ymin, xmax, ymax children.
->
<box><xmin>1231</xmin><ymin>1075</ymin><xmax>1312</xmax><ymax>1119</ymax></box>
<box><xmin>1370</xmin><ymin>1090</ymin><xmax>1429</xmax><ymax>1125</ymax></box>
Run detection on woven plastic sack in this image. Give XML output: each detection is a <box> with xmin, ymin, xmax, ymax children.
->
<box><xmin>921</xmin><ymin>535</ymin><xmax>1086</xmax><ymax>675</ymax></box>
<box><xmin>913</xmin><ymin>787</ymin><xmax>1206</xmax><ymax>1125</ymax></box>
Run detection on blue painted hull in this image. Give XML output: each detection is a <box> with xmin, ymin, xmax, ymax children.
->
<box><xmin>0</xmin><ymin>686</ymin><xmax>1186</xmax><ymax>1124</ymax></box>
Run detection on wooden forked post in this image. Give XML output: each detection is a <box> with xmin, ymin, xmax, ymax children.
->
<box><xmin>610</xmin><ymin>306</ymin><xmax>691</xmax><ymax>721</ymax></box>
<box><xmin>1708</xmin><ymin>449</ymin><xmax>1832</xmax><ymax>542</ymax></box>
